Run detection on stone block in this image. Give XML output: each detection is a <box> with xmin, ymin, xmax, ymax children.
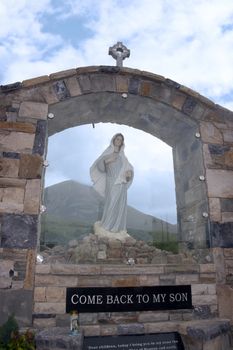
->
<box><xmin>115</xmin><ymin>75</ymin><xmax>128</xmax><ymax>92</ymax></box>
<box><xmin>191</xmin><ymin>284</ymin><xmax>208</xmax><ymax>295</ymax></box>
<box><xmin>140</xmin><ymin>81</ymin><xmax>152</xmax><ymax>97</ymax></box>
<box><xmin>34</xmin><ymin>302</ymin><xmax>65</xmax><ymax>314</ymax></box>
<box><xmin>34</xmin><ymin>287</ymin><xmax>46</xmax><ymax>302</ymax></box>
<box><xmin>200</xmin><ymin>264</ymin><xmax>216</xmax><ymax>273</ymax></box>
<box><xmin>78</xmin><ymin>75</ymin><xmax>91</xmax><ymax>92</ymax></box>
<box><xmin>138</xmin><ymin>311</ymin><xmax>169</xmax><ymax>323</ymax></box>
<box><xmin>139</xmin><ymin>275</ymin><xmax>160</xmax><ymax>286</ymax></box>
<box><xmin>22</xmin><ymin>75</ymin><xmax>50</xmax><ymax>87</ymax></box>
<box><xmin>128</xmin><ymin>78</ymin><xmax>140</xmax><ymax>94</ymax></box>
<box><xmin>112</xmin><ymin>276</ymin><xmax>139</xmax><ymax>287</ymax></box>
<box><xmin>217</xmin><ymin>285</ymin><xmax>233</xmax><ymax>323</ymax></box>
<box><xmin>0</xmin><ymin>177</ymin><xmax>26</xmax><ymax>188</ymax></box>
<box><xmin>65</xmin><ymin>76</ymin><xmax>82</xmax><ymax>96</ymax></box>
<box><xmin>33</xmin><ymin>120</ymin><xmax>47</xmax><ymax>156</ymax></box>
<box><xmin>200</xmin><ymin>122</ymin><xmax>223</xmax><ymax>144</ymax></box>
<box><xmin>223</xmin><ymin>129</ymin><xmax>233</xmax><ymax>143</ymax></box>
<box><xmin>211</xmin><ymin>221</ymin><xmax>233</xmax><ymax>247</ymax></box>
<box><xmin>82</xmin><ymin>325</ymin><xmax>100</xmax><ymax>336</ymax></box>
<box><xmin>203</xmin><ymin>144</ymin><xmax>213</xmax><ymax>166</ymax></box>
<box><xmin>0</xmin><ymin>276</ymin><xmax>12</xmax><ymax>288</ymax></box>
<box><xmin>100</xmin><ymin>324</ymin><xmax>118</xmax><ymax>336</ymax></box>
<box><xmin>24</xmin><ymin>179</ymin><xmax>41</xmax><ymax>214</ymax></box>
<box><xmin>171</xmin><ymin>93</ymin><xmax>186</xmax><ymax>110</ymax></box>
<box><xmin>90</xmin><ymin>74</ymin><xmax>116</xmax><ymax>92</ymax></box>
<box><xmin>1</xmin><ymin>213</ymin><xmax>38</xmax><ymax>249</ymax></box>
<box><xmin>19</xmin><ymin>154</ymin><xmax>42</xmax><ymax>178</ymax></box>
<box><xmin>206</xmin><ymin>169</ymin><xmax>233</xmax><ymax>198</ymax></box>
<box><xmin>117</xmin><ymin>323</ymin><xmax>144</xmax><ymax>335</ymax></box>
<box><xmin>222</xmin><ymin>212</ymin><xmax>233</xmax><ymax>222</ymax></box>
<box><xmin>0</xmin><ymin>157</ymin><xmax>19</xmax><ymax>178</ymax></box>
<box><xmin>35</xmin><ymin>274</ymin><xmax>78</xmax><ymax>287</ymax></box>
<box><xmin>0</xmin><ymin>121</ymin><xmax>36</xmax><ymax>133</ymax></box>
<box><xmin>35</xmin><ymin>263</ymin><xmax>51</xmax><ymax>274</ymax></box>
<box><xmin>182</xmin><ymin>96</ymin><xmax>197</xmax><ymax>115</ymax></box>
<box><xmin>79</xmin><ymin>313</ymin><xmax>98</xmax><ymax>325</ymax></box>
<box><xmin>50</xmin><ymin>263</ymin><xmax>100</xmax><ymax>275</ymax></box>
<box><xmin>35</xmin><ymin>327</ymin><xmax>83</xmax><ymax>349</ymax></box>
<box><xmin>50</xmin><ymin>69</ymin><xmax>76</xmax><ymax>80</ymax></box>
<box><xmin>19</xmin><ymin>101</ymin><xmax>48</xmax><ymax>119</ymax></box>
<box><xmin>2</xmin><ymin>187</ymin><xmax>24</xmax><ymax>205</ymax></box>
<box><xmin>56</xmin><ymin>314</ymin><xmax>70</xmax><ymax>327</ymax></box>
<box><xmin>209</xmin><ymin>198</ymin><xmax>221</xmax><ymax>221</ymax></box>
<box><xmin>192</xmin><ymin>294</ymin><xmax>217</xmax><ymax>306</ymax></box>
<box><xmin>0</xmin><ymin>289</ymin><xmax>33</xmax><ymax>326</ymax></box>
<box><xmin>221</xmin><ymin>198</ymin><xmax>233</xmax><ymax>212</ymax></box>
<box><xmin>176</xmin><ymin>274</ymin><xmax>199</xmax><ymax>284</ymax></box>
<box><xmin>199</xmin><ymin>273</ymin><xmax>216</xmax><ymax>283</ymax></box>
<box><xmin>40</xmin><ymin>84</ymin><xmax>59</xmax><ymax>104</ymax></box>
<box><xmin>159</xmin><ymin>274</ymin><xmax>176</xmax><ymax>285</ymax></box>
<box><xmin>0</xmin><ymin>131</ymin><xmax>34</xmax><ymax>153</ymax></box>
<box><xmin>24</xmin><ymin>249</ymin><xmax>36</xmax><ymax>290</ymax></box>
<box><xmin>53</xmin><ymin>80</ymin><xmax>70</xmax><ymax>100</ymax></box>
<box><xmin>0</xmin><ymin>259</ymin><xmax>14</xmax><ymax>277</ymax></box>
<box><xmin>46</xmin><ymin>287</ymin><xmax>66</xmax><ymax>302</ymax></box>
<box><xmin>33</xmin><ymin>317</ymin><xmax>56</xmax><ymax>329</ymax></box>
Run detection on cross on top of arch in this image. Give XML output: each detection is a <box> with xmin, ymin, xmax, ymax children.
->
<box><xmin>108</xmin><ymin>42</ymin><xmax>130</xmax><ymax>67</ymax></box>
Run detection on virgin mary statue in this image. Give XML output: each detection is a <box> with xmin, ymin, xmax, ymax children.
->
<box><xmin>90</xmin><ymin>133</ymin><xmax>134</xmax><ymax>238</ymax></box>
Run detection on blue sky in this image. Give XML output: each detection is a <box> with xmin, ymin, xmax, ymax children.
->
<box><xmin>1</xmin><ymin>0</ymin><xmax>233</xmax><ymax>224</ymax></box>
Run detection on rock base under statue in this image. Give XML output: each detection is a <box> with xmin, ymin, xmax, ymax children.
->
<box><xmin>94</xmin><ymin>221</ymin><xmax>131</xmax><ymax>242</ymax></box>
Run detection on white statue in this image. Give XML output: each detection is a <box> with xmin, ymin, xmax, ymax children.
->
<box><xmin>90</xmin><ymin>133</ymin><xmax>134</xmax><ymax>237</ymax></box>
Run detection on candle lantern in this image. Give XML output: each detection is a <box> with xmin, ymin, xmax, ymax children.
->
<box><xmin>70</xmin><ymin>310</ymin><xmax>79</xmax><ymax>335</ymax></box>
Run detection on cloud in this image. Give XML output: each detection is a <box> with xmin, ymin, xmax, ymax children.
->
<box><xmin>45</xmin><ymin>123</ymin><xmax>176</xmax><ymax>222</ymax></box>
<box><xmin>1</xmin><ymin>0</ymin><xmax>233</xmax><ymax>225</ymax></box>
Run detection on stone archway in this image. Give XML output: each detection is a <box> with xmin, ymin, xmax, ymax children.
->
<box><xmin>0</xmin><ymin>66</ymin><xmax>233</xmax><ymax>326</ymax></box>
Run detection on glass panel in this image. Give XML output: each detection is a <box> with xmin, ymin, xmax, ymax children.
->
<box><xmin>40</xmin><ymin>123</ymin><xmax>211</xmax><ymax>265</ymax></box>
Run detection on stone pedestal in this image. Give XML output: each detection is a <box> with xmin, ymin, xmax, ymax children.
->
<box><xmin>35</xmin><ymin>327</ymin><xmax>83</xmax><ymax>350</ymax></box>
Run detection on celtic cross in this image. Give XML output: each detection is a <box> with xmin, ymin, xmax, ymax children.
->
<box><xmin>109</xmin><ymin>42</ymin><xmax>130</xmax><ymax>67</ymax></box>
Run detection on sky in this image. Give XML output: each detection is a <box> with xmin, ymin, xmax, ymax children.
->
<box><xmin>1</xmin><ymin>0</ymin><xmax>233</xmax><ymax>224</ymax></box>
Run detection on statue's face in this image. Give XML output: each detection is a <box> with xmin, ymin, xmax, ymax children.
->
<box><xmin>113</xmin><ymin>135</ymin><xmax>123</xmax><ymax>147</ymax></box>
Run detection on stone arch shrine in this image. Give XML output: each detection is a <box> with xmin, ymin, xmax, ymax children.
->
<box><xmin>0</xmin><ymin>60</ymin><xmax>233</xmax><ymax>349</ymax></box>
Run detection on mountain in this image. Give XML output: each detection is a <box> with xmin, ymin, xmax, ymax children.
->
<box><xmin>41</xmin><ymin>180</ymin><xmax>177</xmax><ymax>244</ymax></box>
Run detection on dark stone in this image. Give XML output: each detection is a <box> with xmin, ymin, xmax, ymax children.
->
<box><xmin>1</xmin><ymin>213</ymin><xmax>38</xmax><ymax>249</ymax></box>
<box><xmin>6</xmin><ymin>106</ymin><xmax>18</xmax><ymax>112</ymax></box>
<box><xmin>33</xmin><ymin>313</ymin><xmax>56</xmax><ymax>319</ymax></box>
<box><xmin>117</xmin><ymin>323</ymin><xmax>145</xmax><ymax>335</ymax></box>
<box><xmin>99</xmin><ymin>66</ymin><xmax>120</xmax><ymax>74</ymax></box>
<box><xmin>211</xmin><ymin>222</ymin><xmax>233</xmax><ymax>247</ymax></box>
<box><xmin>0</xmin><ymin>289</ymin><xmax>33</xmax><ymax>326</ymax></box>
<box><xmin>221</xmin><ymin>198</ymin><xmax>233</xmax><ymax>212</ymax></box>
<box><xmin>165</xmin><ymin>79</ymin><xmax>181</xmax><ymax>88</ymax></box>
<box><xmin>0</xmin><ymin>82</ymin><xmax>22</xmax><ymax>92</ymax></box>
<box><xmin>182</xmin><ymin>97</ymin><xmax>197</xmax><ymax>115</ymax></box>
<box><xmin>208</xmin><ymin>144</ymin><xmax>230</xmax><ymax>155</ymax></box>
<box><xmin>35</xmin><ymin>327</ymin><xmax>83</xmax><ymax>350</ymax></box>
<box><xmin>194</xmin><ymin>305</ymin><xmax>212</xmax><ymax>319</ymax></box>
<box><xmin>186</xmin><ymin>320</ymin><xmax>231</xmax><ymax>341</ymax></box>
<box><xmin>2</xmin><ymin>152</ymin><xmax>20</xmax><ymax>159</ymax></box>
<box><xmin>53</xmin><ymin>80</ymin><xmax>70</xmax><ymax>100</ymax></box>
<box><xmin>78</xmin><ymin>75</ymin><xmax>91</xmax><ymax>93</ymax></box>
<box><xmin>128</xmin><ymin>78</ymin><xmax>140</xmax><ymax>94</ymax></box>
<box><xmin>33</xmin><ymin>120</ymin><xmax>47</xmax><ymax>156</ymax></box>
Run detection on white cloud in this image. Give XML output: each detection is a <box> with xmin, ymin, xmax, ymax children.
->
<box><xmin>1</xmin><ymin>0</ymin><xmax>233</xmax><ymax>224</ymax></box>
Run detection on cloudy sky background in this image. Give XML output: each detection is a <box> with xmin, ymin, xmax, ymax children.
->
<box><xmin>1</xmin><ymin>0</ymin><xmax>233</xmax><ymax>223</ymax></box>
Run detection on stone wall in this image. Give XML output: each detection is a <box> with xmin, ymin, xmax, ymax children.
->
<box><xmin>33</xmin><ymin>263</ymin><xmax>217</xmax><ymax>334</ymax></box>
<box><xmin>0</xmin><ymin>66</ymin><xmax>233</xmax><ymax>327</ymax></box>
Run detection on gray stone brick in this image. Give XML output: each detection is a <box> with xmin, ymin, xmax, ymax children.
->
<box><xmin>1</xmin><ymin>213</ymin><xmax>38</xmax><ymax>248</ymax></box>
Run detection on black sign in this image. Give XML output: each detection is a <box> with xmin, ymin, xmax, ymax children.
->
<box><xmin>83</xmin><ymin>332</ymin><xmax>184</xmax><ymax>350</ymax></box>
<box><xmin>66</xmin><ymin>285</ymin><xmax>192</xmax><ymax>313</ymax></box>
